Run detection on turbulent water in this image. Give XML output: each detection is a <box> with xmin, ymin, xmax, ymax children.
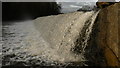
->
<box><xmin>2</xmin><ymin>11</ymin><xmax>99</xmax><ymax>66</ymax></box>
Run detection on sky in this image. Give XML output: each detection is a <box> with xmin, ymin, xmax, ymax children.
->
<box><xmin>56</xmin><ymin>0</ymin><xmax>120</xmax><ymax>2</ymax></box>
<box><xmin>56</xmin><ymin>0</ymin><xmax>98</xmax><ymax>2</ymax></box>
<box><xmin>1</xmin><ymin>0</ymin><xmax>120</xmax><ymax>2</ymax></box>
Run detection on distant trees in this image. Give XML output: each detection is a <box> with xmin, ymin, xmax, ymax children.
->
<box><xmin>3</xmin><ymin>2</ymin><xmax>61</xmax><ymax>21</ymax></box>
<box><xmin>77</xmin><ymin>5</ymin><xmax>93</xmax><ymax>12</ymax></box>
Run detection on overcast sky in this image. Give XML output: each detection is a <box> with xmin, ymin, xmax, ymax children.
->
<box><xmin>1</xmin><ymin>0</ymin><xmax>120</xmax><ymax>2</ymax></box>
<box><xmin>56</xmin><ymin>0</ymin><xmax>97</xmax><ymax>2</ymax></box>
<box><xmin>56</xmin><ymin>0</ymin><xmax>119</xmax><ymax>2</ymax></box>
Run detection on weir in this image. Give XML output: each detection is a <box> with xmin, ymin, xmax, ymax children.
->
<box><xmin>2</xmin><ymin>10</ymin><xmax>101</xmax><ymax>66</ymax></box>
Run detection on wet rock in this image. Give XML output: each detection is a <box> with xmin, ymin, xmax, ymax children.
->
<box><xmin>93</xmin><ymin>3</ymin><xmax>120</xmax><ymax>66</ymax></box>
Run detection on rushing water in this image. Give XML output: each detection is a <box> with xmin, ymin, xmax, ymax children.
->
<box><xmin>2</xmin><ymin>10</ymin><xmax>99</xmax><ymax>66</ymax></box>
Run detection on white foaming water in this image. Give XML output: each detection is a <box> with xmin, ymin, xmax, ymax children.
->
<box><xmin>2</xmin><ymin>11</ymin><xmax>99</xmax><ymax>66</ymax></box>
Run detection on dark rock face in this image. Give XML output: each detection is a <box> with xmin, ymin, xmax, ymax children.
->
<box><xmin>2</xmin><ymin>2</ymin><xmax>60</xmax><ymax>22</ymax></box>
<box><xmin>92</xmin><ymin>3</ymin><xmax>120</xmax><ymax>66</ymax></box>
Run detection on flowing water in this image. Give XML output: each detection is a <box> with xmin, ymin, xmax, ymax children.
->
<box><xmin>2</xmin><ymin>10</ymin><xmax>100</xmax><ymax>66</ymax></box>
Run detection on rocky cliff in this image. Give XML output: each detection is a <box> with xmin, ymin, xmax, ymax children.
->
<box><xmin>92</xmin><ymin>3</ymin><xmax>120</xmax><ymax>66</ymax></box>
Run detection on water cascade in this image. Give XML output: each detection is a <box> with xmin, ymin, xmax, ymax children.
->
<box><xmin>2</xmin><ymin>10</ymin><xmax>100</xmax><ymax>66</ymax></box>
